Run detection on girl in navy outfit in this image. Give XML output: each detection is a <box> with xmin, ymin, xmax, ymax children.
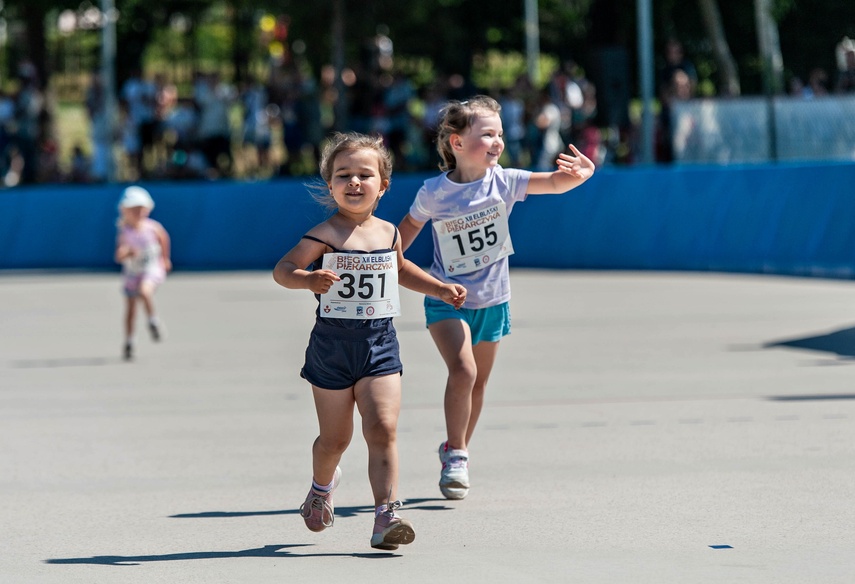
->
<box><xmin>273</xmin><ymin>132</ymin><xmax>466</xmax><ymax>550</ymax></box>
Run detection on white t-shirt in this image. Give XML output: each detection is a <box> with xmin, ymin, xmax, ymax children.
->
<box><xmin>408</xmin><ymin>165</ymin><xmax>531</xmax><ymax>309</ymax></box>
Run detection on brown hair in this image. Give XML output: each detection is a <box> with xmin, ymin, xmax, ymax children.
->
<box><xmin>311</xmin><ymin>132</ymin><xmax>393</xmax><ymax>210</ymax></box>
<box><xmin>435</xmin><ymin>95</ymin><xmax>502</xmax><ymax>171</ymax></box>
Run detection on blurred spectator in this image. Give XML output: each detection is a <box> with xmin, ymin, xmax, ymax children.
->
<box><xmin>549</xmin><ymin>60</ymin><xmax>585</xmax><ymax>144</ymax></box>
<box><xmin>161</xmin><ymin>95</ymin><xmax>208</xmax><ymax>182</ymax></box>
<box><xmin>12</xmin><ymin>62</ymin><xmax>45</xmax><ymax>185</ymax></box>
<box><xmin>195</xmin><ymin>72</ymin><xmax>236</xmax><ymax>178</ymax></box>
<box><xmin>498</xmin><ymin>80</ymin><xmax>527</xmax><ymax>167</ymax></box>
<box><xmin>240</xmin><ymin>78</ymin><xmax>274</xmax><ymax>176</ymax></box>
<box><xmin>418</xmin><ymin>77</ymin><xmax>449</xmax><ymax>170</ymax></box>
<box><xmin>344</xmin><ymin>63</ymin><xmax>377</xmax><ymax>136</ymax></box>
<box><xmin>658</xmin><ymin>38</ymin><xmax>697</xmax><ymax>101</ymax></box>
<box><xmin>835</xmin><ymin>37</ymin><xmax>855</xmax><ymax>93</ymax></box>
<box><xmin>35</xmin><ymin>130</ymin><xmax>63</xmax><ymax>184</ymax></box>
<box><xmin>656</xmin><ymin>69</ymin><xmax>694</xmax><ymax>162</ymax></box>
<box><xmin>120</xmin><ymin>69</ymin><xmax>158</xmax><ymax>178</ymax></box>
<box><xmin>804</xmin><ymin>68</ymin><xmax>829</xmax><ymax>98</ymax></box>
<box><xmin>382</xmin><ymin>71</ymin><xmax>415</xmax><ymax>169</ymax></box>
<box><xmin>275</xmin><ymin>61</ymin><xmax>318</xmax><ymax>176</ymax></box>
<box><xmin>295</xmin><ymin>62</ymin><xmax>323</xmax><ymax>174</ymax></box>
<box><xmin>69</xmin><ymin>143</ymin><xmax>93</xmax><ymax>183</ymax></box>
<box><xmin>119</xmin><ymin>101</ymin><xmax>142</xmax><ymax>181</ymax></box>
<box><xmin>85</xmin><ymin>72</ymin><xmax>112</xmax><ymax>182</ymax></box>
<box><xmin>0</xmin><ymin>88</ymin><xmax>15</xmax><ymax>180</ymax></box>
<box><xmin>532</xmin><ymin>87</ymin><xmax>564</xmax><ymax>171</ymax></box>
<box><xmin>788</xmin><ymin>75</ymin><xmax>807</xmax><ymax>97</ymax></box>
<box><xmin>161</xmin><ymin>97</ymin><xmax>198</xmax><ymax>157</ymax></box>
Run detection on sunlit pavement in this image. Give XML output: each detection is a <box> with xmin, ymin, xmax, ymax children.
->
<box><xmin>2</xmin><ymin>269</ymin><xmax>854</xmax><ymax>583</ymax></box>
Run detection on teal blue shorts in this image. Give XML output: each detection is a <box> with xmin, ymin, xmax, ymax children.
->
<box><xmin>424</xmin><ymin>297</ymin><xmax>511</xmax><ymax>345</ymax></box>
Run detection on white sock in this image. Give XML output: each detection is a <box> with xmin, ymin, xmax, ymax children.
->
<box><xmin>312</xmin><ymin>478</ymin><xmax>334</xmax><ymax>492</ymax></box>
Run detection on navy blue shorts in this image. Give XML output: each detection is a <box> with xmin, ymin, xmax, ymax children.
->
<box><xmin>300</xmin><ymin>320</ymin><xmax>403</xmax><ymax>390</ymax></box>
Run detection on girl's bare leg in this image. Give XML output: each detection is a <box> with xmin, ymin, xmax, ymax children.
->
<box><xmin>354</xmin><ymin>374</ymin><xmax>402</xmax><ymax>507</ymax></box>
<box><xmin>310</xmin><ymin>385</ymin><xmax>356</xmax><ymax>485</ymax></box>
<box><xmin>428</xmin><ymin>319</ymin><xmax>477</xmax><ymax>450</ymax></box>
<box><xmin>465</xmin><ymin>340</ymin><xmax>500</xmax><ymax>446</ymax></box>
<box><xmin>124</xmin><ymin>296</ymin><xmax>137</xmax><ymax>339</ymax></box>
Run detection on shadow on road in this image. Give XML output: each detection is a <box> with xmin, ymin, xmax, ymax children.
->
<box><xmin>44</xmin><ymin>544</ymin><xmax>400</xmax><ymax>565</ymax></box>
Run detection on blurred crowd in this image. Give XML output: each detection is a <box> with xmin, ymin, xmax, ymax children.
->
<box><xmin>0</xmin><ymin>53</ymin><xmax>611</xmax><ymax>187</ymax></box>
<box><xmin>3</xmin><ymin>35</ymin><xmax>854</xmax><ymax>187</ymax></box>
<box><xmin>83</xmin><ymin>57</ymin><xmax>609</xmax><ymax>184</ymax></box>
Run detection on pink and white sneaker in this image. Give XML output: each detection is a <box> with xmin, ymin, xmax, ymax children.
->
<box><xmin>299</xmin><ymin>466</ymin><xmax>341</xmax><ymax>532</ymax></box>
<box><xmin>370</xmin><ymin>500</ymin><xmax>415</xmax><ymax>550</ymax></box>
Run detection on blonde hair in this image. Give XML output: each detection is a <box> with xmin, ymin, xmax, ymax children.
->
<box><xmin>435</xmin><ymin>95</ymin><xmax>502</xmax><ymax>171</ymax></box>
<box><xmin>310</xmin><ymin>132</ymin><xmax>393</xmax><ymax>211</ymax></box>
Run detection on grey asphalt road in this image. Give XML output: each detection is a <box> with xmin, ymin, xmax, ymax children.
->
<box><xmin>2</xmin><ymin>269</ymin><xmax>855</xmax><ymax>583</ymax></box>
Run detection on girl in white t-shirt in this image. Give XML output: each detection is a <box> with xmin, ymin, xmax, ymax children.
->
<box><xmin>398</xmin><ymin>95</ymin><xmax>595</xmax><ymax>500</ymax></box>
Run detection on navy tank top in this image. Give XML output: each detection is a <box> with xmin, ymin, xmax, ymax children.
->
<box><xmin>302</xmin><ymin>230</ymin><xmax>399</xmax><ymax>329</ymax></box>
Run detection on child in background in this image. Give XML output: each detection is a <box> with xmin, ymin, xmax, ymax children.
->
<box><xmin>114</xmin><ymin>186</ymin><xmax>171</xmax><ymax>360</ymax></box>
<box><xmin>273</xmin><ymin>132</ymin><xmax>466</xmax><ymax>550</ymax></box>
<box><xmin>398</xmin><ymin>95</ymin><xmax>595</xmax><ymax>499</ymax></box>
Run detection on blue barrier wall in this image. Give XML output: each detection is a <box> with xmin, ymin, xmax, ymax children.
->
<box><xmin>2</xmin><ymin>162</ymin><xmax>855</xmax><ymax>277</ymax></box>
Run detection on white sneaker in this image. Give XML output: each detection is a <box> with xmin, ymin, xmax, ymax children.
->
<box><xmin>438</xmin><ymin>441</ymin><xmax>469</xmax><ymax>500</ymax></box>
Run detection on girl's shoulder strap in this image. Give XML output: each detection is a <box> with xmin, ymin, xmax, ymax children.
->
<box><xmin>302</xmin><ymin>234</ymin><xmax>336</xmax><ymax>251</ymax></box>
<box><xmin>391</xmin><ymin>227</ymin><xmax>399</xmax><ymax>248</ymax></box>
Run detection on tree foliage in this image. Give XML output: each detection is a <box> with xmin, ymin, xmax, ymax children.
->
<box><xmin>4</xmin><ymin>0</ymin><xmax>855</xmax><ymax>96</ymax></box>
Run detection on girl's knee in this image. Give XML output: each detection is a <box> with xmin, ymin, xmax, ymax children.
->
<box><xmin>316</xmin><ymin>434</ymin><xmax>351</xmax><ymax>455</ymax></box>
<box><xmin>471</xmin><ymin>382</ymin><xmax>487</xmax><ymax>399</ymax></box>
<box><xmin>448</xmin><ymin>360</ymin><xmax>477</xmax><ymax>386</ymax></box>
<box><xmin>363</xmin><ymin>418</ymin><xmax>397</xmax><ymax>446</ymax></box>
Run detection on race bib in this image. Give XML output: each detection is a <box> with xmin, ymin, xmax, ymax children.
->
<box><xmin>433</xmin><ymin>202</ymin><xmax>514</xmax><ymax>276</ymax></box>
<box><xmin>125</xmin><ymin>243</ymin><xmax>160</xmax><ymax>276</ymax></box>
<box><xmin>319</xmin><ymin>252</ymin><xmax>401</xmax><ymax>319</ymax></box>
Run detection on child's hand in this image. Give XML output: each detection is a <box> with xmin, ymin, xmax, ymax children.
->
<box><xmin>306</xmin><ymin>269</ymin><xmax>340</xmax><ymax>294</ymax></box>
<box><xmin>116</xmin><ymin>245</ymin><xmax>135</xmax><ymax>261</ymax></box>
<box><xmin>439</xmin><ymin>283</ymin><xmax>467</xmax><ymax>309</ymax></box>
<box><xmin>556</xmin><ymin>144</ymin><xmax>595</xmax><ymax>180</ymax></box>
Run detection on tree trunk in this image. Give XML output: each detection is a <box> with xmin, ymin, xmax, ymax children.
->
<box><xmin>697</xmin><ymin>0</ymin><xmax>741</xmax><ymax>96</ymax></box>
<box><xmin>20</xmin><ymin>3</ymin><xmax>49</xmax><ymax>89</ymax></box>
<box><xmin>754</xmin><ymin>0</ymin><xmax>784</xmax><ymax>95</ymax></box>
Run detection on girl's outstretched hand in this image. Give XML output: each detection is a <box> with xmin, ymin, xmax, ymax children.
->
<box><xmin>306</xmin><ymin>269</ymin><xmax>340</xmax><ymax>294</ymax></box>
<box><xmin>556</xmin><ymin>144</ymin><xmax>596</xmax><ymax>180</ymax></box>
<box><xmin>439</xmin><ymin>283</ymin><xmax>467</xmax><ymax>309</ymax></box>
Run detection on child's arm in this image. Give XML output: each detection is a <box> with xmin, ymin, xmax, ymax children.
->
<box><xmin>114</xmin><ymin>233</ymin><xmax>133</xmax><ymax>264</ymax></box>
<box><xmin>398</xmin><ymin>213</ymin><xmax>426</xmax><ymax>252</ymax></box>
<box><xmin>398</xmin><ymin>259</ymin><xmax>466</xmax><ymax>308</ymax></box>
<box><xmin>395</xmin><ymin>242</ymin><xmax>466</xmax><ymax>308</ymax></box>
<box><xmin>273</xmin><ymin>237</ymin><xmax>340</xmax><ymax>294</ymax></box>
<box><xmin>155</xmin><ymin>223</ymin><xmax>173</xmax><ymax>272</ymax></box>
<box><xmin>526</xmin><ymin>144</ymin><xmax>596</xmax><ymax>195</ymax></box>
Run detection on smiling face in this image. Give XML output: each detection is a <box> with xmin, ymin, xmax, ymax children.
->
<box><xmin>327</xmin><ymin>148</ymin><xmax>389</xmax><ymax>216</ymax></box>
<box><xmin>453</xmin><ymin>111</ymin><xmax>505</xmax><ymax>171</ymax></box>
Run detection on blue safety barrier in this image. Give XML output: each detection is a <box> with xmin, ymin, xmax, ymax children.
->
<box><xmin>2</xmin><ymin>162</ymin><xmax>854</xmax><ymax>277</ymax></box>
